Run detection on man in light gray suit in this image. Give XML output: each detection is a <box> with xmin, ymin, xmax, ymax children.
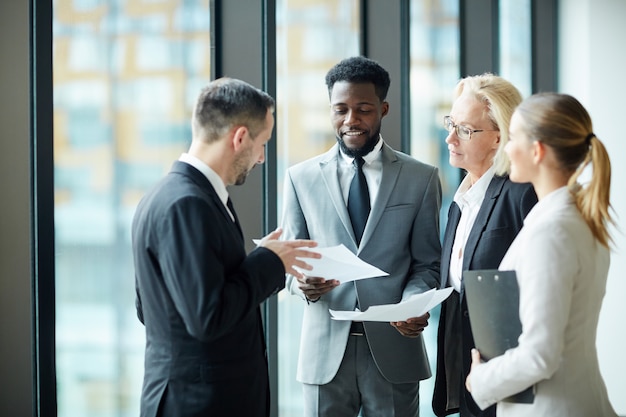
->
<box><xmin>282</xmin><ymin>56</ymin><xmax>442</xmax><ymax>417</ymax></box>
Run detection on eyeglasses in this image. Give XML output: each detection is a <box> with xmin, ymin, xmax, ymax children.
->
<box><xmin>443</xmin><ymin>116</ymin><xmax>498</xmax><ymax>141</ymax></box>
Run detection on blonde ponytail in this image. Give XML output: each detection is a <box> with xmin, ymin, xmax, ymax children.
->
<box><xmin>568</xmin><ymin>135</ymin><xmax>614</xmax><ymax>247</ymax></box>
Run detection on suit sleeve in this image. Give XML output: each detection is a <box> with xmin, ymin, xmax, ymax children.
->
<box><xmin>135</xmin><ymin>280</ymin><xmax>144</xmax><ymax>324</ymax></box>
<box><xmin>404</xmin><ymin>166</ymin><xmax>442</xmax><ymax>296</ymax></box>
<box><xmin>158</xmin><ymin>195</ymin><xmax>285</xmax><ymax>342</ymax></box>
<box><xmin>281</xmin><ymin>169</ymin><xmax>309</xmax><ymax>300</ymax></box>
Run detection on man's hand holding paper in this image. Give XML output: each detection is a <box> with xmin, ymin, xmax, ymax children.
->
<box><xmin>291</xmin><ymin>243</ymin><xmax>389</xmax><ymax>302</ymax></box>
<box><xmin>329</xmin><ymin>287</ymin><xmax>454</xmax><ymax>322</ymax></box>
<box><xmin>391</xmin><ymin>312</ymin><xmax>431</xmax><ymax>338</ymax></box>
<box><xmin>296</xmin><ymin>275</ymin><xmax>340</xmax><ymax>302</ymax></box>
<box><xmin>294</xmin><ymin>244</ymin><xmax>389</xmax><ymax>282</ymax></box>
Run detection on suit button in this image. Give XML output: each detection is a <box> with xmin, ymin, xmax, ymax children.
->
<box><xmin>463</xmin><ymin>310</ymin><xmax>469</xmax><ymax>318</ymax></box>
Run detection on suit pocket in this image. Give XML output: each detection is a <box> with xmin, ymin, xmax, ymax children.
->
<box><xmin>374</xmin><ymin>204</ymin><xmax>415</xmax><ymax>243</ymax></box>
<box><xmin>479</xmin><ymin>226</ymin><xmax>515</xmax><ymax>242</ymax></box>
<box><xmin>384</xmin><ymin>203</ymin><xmax>414</xmax><ymax>212</ymax></box>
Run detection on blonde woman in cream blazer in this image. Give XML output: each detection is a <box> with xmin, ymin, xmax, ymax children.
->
<box><xmin>466</xmin><ymin>93</ymin><xmax>618</xmax><ymax>417</ymax></box>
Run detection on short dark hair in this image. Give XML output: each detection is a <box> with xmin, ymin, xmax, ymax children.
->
<box><xmin>325</xmin><ymin>56</ymin><xmax>391</xmax><ymax>101</ymax></box>
<box><xmin>193</xmin><ymin>77</ymin><xmax>275</xmax><ymax>143</ymax></box>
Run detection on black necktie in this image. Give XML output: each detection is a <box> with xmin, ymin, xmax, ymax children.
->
<box><xmin>226</xmin><ymin>197</ymin><xmax>243</xmax><ymax>239</ymax></box>
<box><xmin>347</xmin><ymin>156</ymin><xmax>370</xmax><ymax>245</ymax></box>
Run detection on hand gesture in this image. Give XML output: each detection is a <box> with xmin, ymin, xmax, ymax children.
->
<box><xmin>259</xmin><ymin>228</ymin><xmax>320</xmax><ymax>279</ymax></box>
<box><xmin>390</xmin><ymin>312</ymin><xmax>430</xmax><ymax>338</ymax></box>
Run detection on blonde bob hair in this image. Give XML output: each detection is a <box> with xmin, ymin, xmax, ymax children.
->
<box><xmin>454</xmin><ymin>73</ymin><xmax>523</xmax><ymax>175</ymax></box>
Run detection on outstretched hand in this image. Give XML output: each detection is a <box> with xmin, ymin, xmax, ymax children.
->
<box><xmin>259</xmin><ymin>228</ymin><xmax>321</xmax><ymax>278</ymax></box>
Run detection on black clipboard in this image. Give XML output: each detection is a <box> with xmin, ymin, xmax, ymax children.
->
<box><xmin>463</xmin><ymin>269</ymin><xmax>535</xmax><ymax>404</ymax></box>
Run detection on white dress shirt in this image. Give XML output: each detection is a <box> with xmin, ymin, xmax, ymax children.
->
<box><xmin>469</xmin><ymin>186</ymin><xmax>617</xmax><ymax>417</ymax></box>
<box><xmin>448</xmin><ymin>166</ymin><xmax>495</xmax><ymax>292</ymax></box>
<box><xmin>338</xmin><ymin>135</ymin><xmax>384</xmax><ymax>207</ymax></box>
<box><xmin>179</xmin><ymin>153</ymin><xmax>234</xmax><ymax>221</ymax></box>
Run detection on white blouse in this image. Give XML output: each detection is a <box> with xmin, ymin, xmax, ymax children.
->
<box><xmin>469</xmin><ymin>187</ymin><xmax>617</xmax><ymax>417</ymax></box>
<box><xmin>448</xmin><ymin>166</ymin><xmax>494</xmax><ymax>292</ymax></box>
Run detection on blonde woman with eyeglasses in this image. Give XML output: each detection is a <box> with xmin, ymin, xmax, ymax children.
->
<box><xmin>466</xmin><ymin>93</ymin><xmax>618</xmax><ymax>417</ymax></box>
<box><xmin>433</xmin><ymin>74</ymin><xmax>538</xmax><ymax>417</ymax></box>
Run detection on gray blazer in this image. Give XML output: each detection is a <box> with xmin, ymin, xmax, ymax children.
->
<box><xmin>282</xmin><ymin>143</ymin><xmax>442</xmax><ymax>385</ymax></box>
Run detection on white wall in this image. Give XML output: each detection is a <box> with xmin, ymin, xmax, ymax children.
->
<box><xmin>560</xmin><ymin>0</ymin><xmax>626</xmax><ymax>413</ymax></box>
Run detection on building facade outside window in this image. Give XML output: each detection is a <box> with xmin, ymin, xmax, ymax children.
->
<box><xmin>275</xmin><ymin>1</ymin><xmax>361</xmax><ymax>415</ymax></box>
<box><xmin>409</xmin><ymin>1</ymin><xmax>460</xmax><ymax>415</ymax></box>
<box><xmin>499</xmin><ymin>0</ymin><xmax>531</xmax><ymax>98</ymax></box>
<box><xmin>53</xmin><ymin>1</ymin><xmax>211</xmax><ymax>415</ymax></box>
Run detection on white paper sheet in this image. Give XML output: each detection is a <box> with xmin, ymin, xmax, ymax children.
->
<box><xmin>253</xmin><ymin>240</ymin><xmax>388</xmax><ymax>283</ymax></box>
<box><xmin>296</xmin><ymin>244</ymin><xmax>389</xmax><ymax>283</ymax></box>
<box><xmin>329</xmin><ymin>287</ymin><xmax>454</xmax><ymax>322</ymax></box>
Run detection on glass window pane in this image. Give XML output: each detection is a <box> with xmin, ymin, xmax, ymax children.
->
<box><xmin>409</xmin><ymin>0</ymin><xmax>459</xmax><ymax>232</ymax></box>
<box><xmin>275</xmin><ymin>1</ymin><xmax>360</xmax><ymax>415</ymax></box>
<box><xmin>409</xmin><ymin>1</ymin><xmax>460</xmax><ymax>416</ymax></box>
<box><xmin>499</xmin><ymin>0</ymin><xmax>532</xmax><ymax>97</ymax></box>
<box><xmin>53</xmin><ymin>1</ymin><xmax>212</xmax><ymax>416</ymax></box>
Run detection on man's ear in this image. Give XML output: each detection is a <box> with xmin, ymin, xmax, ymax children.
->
<box><xmin>381</xmin><ymin>101</ymin><xmax>390</xmax><ymax>117</ymax></box>
<box><xmin>231</xmin><ymin>126</ymin><xmax>248</xmax><ymax>152</ymax></box>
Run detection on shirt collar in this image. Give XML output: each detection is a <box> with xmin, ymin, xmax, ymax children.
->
<box><xmin>339</xmin><ymin>134</ymin><xmax>384</xmax><ymax>166</ymax></box>
<box><xmin>454</xmin><ymin>165</ymin><xmax>496</xmax><ymax>208</ymax></box>
<box><xmin>178</xmin><ymin>153</ymin><xmax>229</xmax><ymax>206</ymax></box>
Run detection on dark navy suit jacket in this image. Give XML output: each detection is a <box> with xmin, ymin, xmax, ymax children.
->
<box><xmin>132</xmin><ymin>161</ymin><xmax>285</xmax><ymax>417</ymax></box>
<box><xmin>432</xmin><ymin>175</ymin><xmax>537</xmax><ymax>417</ymax></box>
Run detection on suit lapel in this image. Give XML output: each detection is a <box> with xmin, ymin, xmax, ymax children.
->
<box><xmin>318</xmin><ymin>145</ymin><xmax>355</xmax><ymax>243</ymax></box>
<box><xmin>441</xmin><ymin>201</ymin><xmax>461</xmax><ymax>288</ymax></box>
<box><xmin>462</xmin><ymin>175</ymin><xmax>506</xmax><ymax>271</ymax></box>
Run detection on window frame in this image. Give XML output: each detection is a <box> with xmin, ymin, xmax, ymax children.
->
<box><xmin>31</xmin><ymin>1</ymin><xmax>557</xmax><ymax>416</ymax></box>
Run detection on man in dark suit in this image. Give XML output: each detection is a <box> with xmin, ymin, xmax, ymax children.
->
<box><xmin>132</xmin><ymin>77</ymin><xmax>320</xmax><ymax>417</ymax></box>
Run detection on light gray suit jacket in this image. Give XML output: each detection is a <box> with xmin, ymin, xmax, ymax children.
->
<box><xmin>282</xmin><ymin>142</ymin><xmax>442</xmax><ymax>385</ymax></box>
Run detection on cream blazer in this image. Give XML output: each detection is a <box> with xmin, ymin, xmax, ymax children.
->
<box><xmin>469</xmin><ymin>187</ymin><xmax>617</xmax><ymax>417</ymax></box>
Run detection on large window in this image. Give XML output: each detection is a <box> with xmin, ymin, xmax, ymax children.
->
<box><xmin>409</xmin><ymin>0</ymin><xmax>460</xmax><ymax>215</ymax></box>
<box><xmin>409</xmin><ymin>1</ymin><xmax>460</xmax><ymax>416</ymax></box>
<box><xmin>499</xmin><ymin>0</ymin><xmax>531</xmax><ymax>97</ymax></box>
<box><xmin>47</xmin><ymin>1</ymin><xmax>534</xmax><ymax>417</ymax></box>
<box><xmin>275</xmin><ymin>1</ymin><xmax>361</xmax><ymax>415</ymax></box>
<box><xmin>53</xmin><ymin>1</ymin><xmax>212</xmax><ymax>415</ymax></box>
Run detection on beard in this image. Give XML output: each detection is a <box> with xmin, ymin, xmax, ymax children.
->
<box><xmin>336</xmin><ymin>130</ymin><xmax>380</xmax><ymax>158</ymax></box>
<box><xmin>234</xmin><ymin>170</ymin><xmax>249</xmax><ymax>186</ymax></box>
<box><xmin>233</xmin><ymin>148</ymin><xmax>253</xmax><ymax>186</ymax></box>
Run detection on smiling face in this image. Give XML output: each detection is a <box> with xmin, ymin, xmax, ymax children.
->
<box><xmin>329</xmin><ymin>81</ymin><xmax>389</xmax><ymax>158</ymax></box>
<box><xmin>445</xmin><ymin>92</ymin><xmax>500</xmax><ymax>182</ymax></box>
